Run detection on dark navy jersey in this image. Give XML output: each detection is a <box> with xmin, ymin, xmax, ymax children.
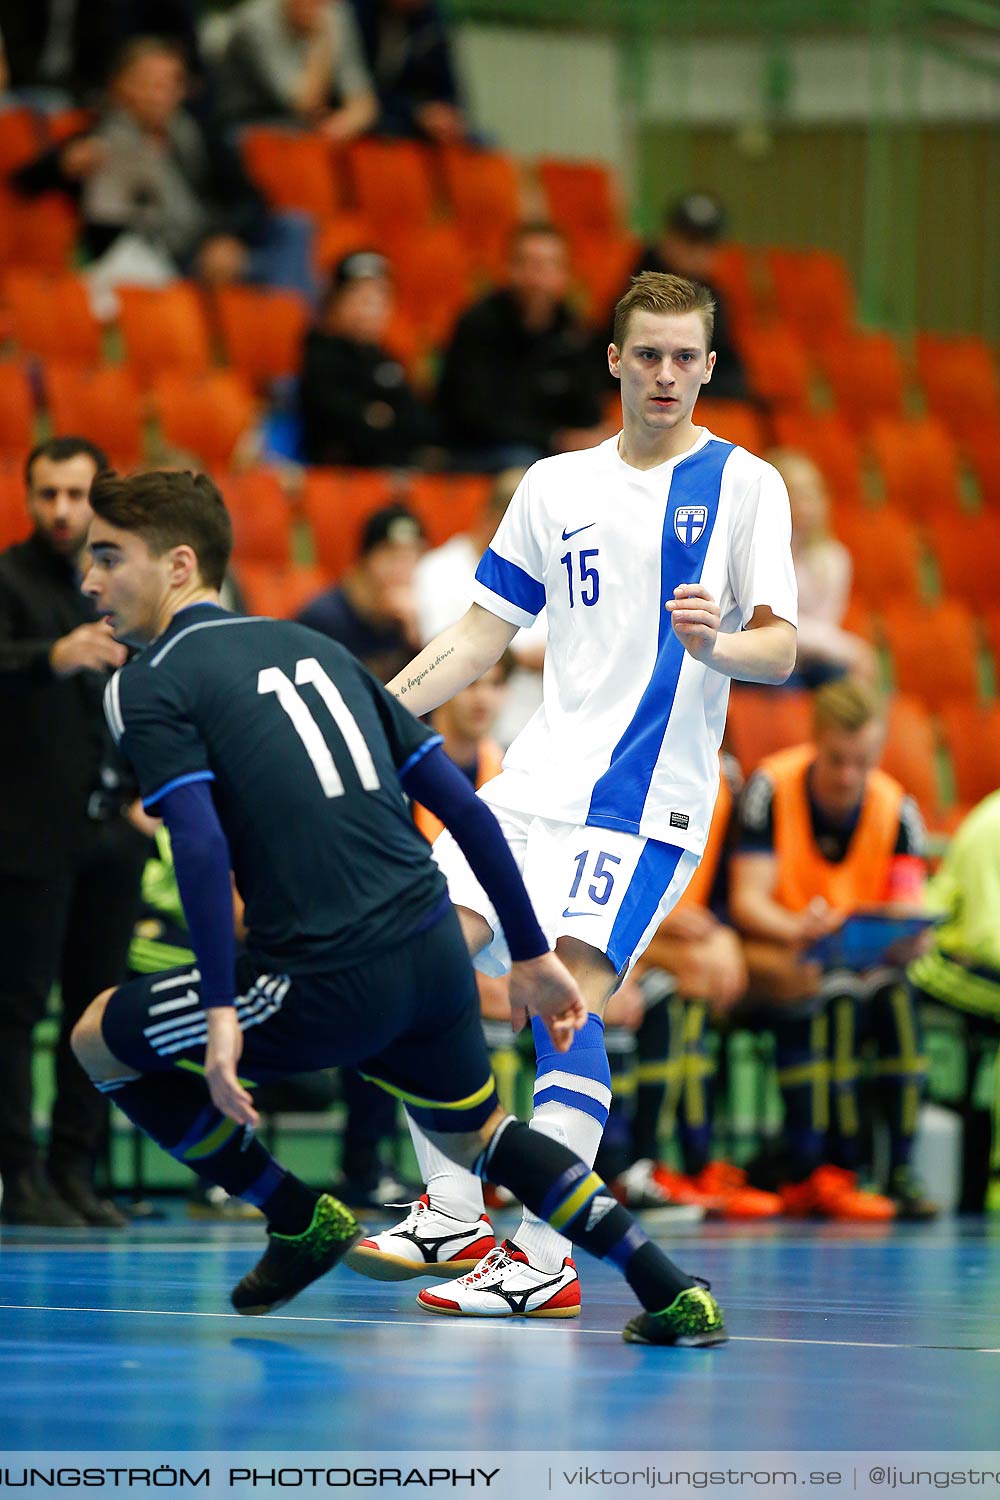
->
<box><xmin>104</xmin><ymin>603</ymin><xmax>446</xmax><ymax>973</ymax></box>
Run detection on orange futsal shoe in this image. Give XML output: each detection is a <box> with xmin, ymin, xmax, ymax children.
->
<box><xmin>688</xmin><ymin>1161</ymin><xmax>783</xmax><ymax>1220</ymax></box>
<box><xmin>779</xmin><ymin>1165</ymin><xmax>896</xmax><ymax>1222</ymax></box>
<box><xmin>653</xmin><ymin>1161</ymin><xmax>782</xmax><ymax>1219</ymax></box>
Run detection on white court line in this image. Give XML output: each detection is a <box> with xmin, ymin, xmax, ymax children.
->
<box><xmin>2</xmin><ymin>1304</ymin><xmax>999</xmax><ymax>1352</ymax></box>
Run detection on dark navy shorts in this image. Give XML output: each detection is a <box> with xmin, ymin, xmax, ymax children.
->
<box><xmin>101</xmin><ymin>905</ymin><xmax>498</xmax><ymax>1133</ymax></box>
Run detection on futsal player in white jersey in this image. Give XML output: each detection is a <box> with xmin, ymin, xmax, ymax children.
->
<box><xmin>349</xmin><ymin>271</ymin><xmax>799</xmax><ymax>1317</ymax></box>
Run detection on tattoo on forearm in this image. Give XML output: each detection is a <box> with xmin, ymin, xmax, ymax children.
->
<box><xmin>397</xmin><ymin>645</ymin><xmax>456</xmax><ymax>698</ymax></box>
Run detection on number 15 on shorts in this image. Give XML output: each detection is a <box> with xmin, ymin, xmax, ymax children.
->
<box><xmin>564</xmin><ymin>849</ymin><xmax>621</xmax><ymax>916</ymax></box>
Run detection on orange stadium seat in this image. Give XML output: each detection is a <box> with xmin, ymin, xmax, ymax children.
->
<box><xmin>3</xmin><ymin>270</ymin><xmax>102</xmax><ymax>364</ymax></box>
<box><xmin>725</xmin><ymin>686</ymin><xmax>813</xmax><ymax>776</ymax></box>
<box><xmin>708</xmin><ymin>244</ymin><xmax>761</xmax><ymax>337</ymax></box>
<box><xmin>0</xmin><ymin>192</ymin><xmax>79</xmax><ymax>274</ymax></box>
<box><xmin>0</xmin><ymin>108</ymin><xmax>42</xmax><ymax>176</ymax></box>
<box><xmin>979</xmin><ymin>606</ymin><xmax>1000</xmax><ymax>685</ymax></box>
<box><xmin>44</xmin><ymin>363</ymin><xmax>143</xmax><ymax>468</ymax></box>
<box><xmin>833</xmin><ymin>507</ymin><xmax>925</xmax><ymax>610</ymax></box>
<box><xmin>118</xmin><ymin>284</ymin><xmax>212</xmax><ymax>387</ymax></box>
<box><xmin>45</xmin><ymin>108</ymin><xmax>95</xmax><ymax>145</ymax></box>
<box><xmin>346</xmin><ymin>139</ymin><xmax>437</xmax><ymax>237</ymax></box>
<box><xmin>961</xmin><ymin>421</ymin><xmax>1000</xmax><ymax>512</ymax></box>
<box><xmin>736</xmin><ymin>324</ymin><xmax>813</xmax><ymax>409</ymax></box>
<box><xmin>151</xmin><ymin>371</ymin><xmax>257</xmax><ymax>470</ymax></box>
<box><xmin>383</xmin><ymin>224</ymin><xmax>474</xmax><ymax>348</ymax></box>
<box><xmin>868</xmin><ymin>416</ymin><xmax>962</xmax><ymax>519</ymax></box>
<box><xmin>537</xmin><ymin>158</ymin><xmax>623</xmax><ymax>240</ymax></box>
<box><xmin>696</xmin><ymin>399</ymin><xmax>768</xmax><ymax>455</ymax></box>
<box><xmin>439</xmin><ymin>145</ymin><xmax>523</xmax><ymax>279</ymax></box>
<box><xmin>0</xmin><ymin>363</ymin><xmax>36</xmax><ymax>457</ymax></box>
<box><xmin>312</xmin><ymin>212</ymin><xmax>378</xmax><ymax>277</ymax></box>
<box><xmin>407</xmin><ymin>472</ymin><xmax>491</xmax><ymax>550</ymax></box>
<box><xmin>924</xmin><ymin>512</ymin><xmax>1000</xmax><ymax>613</ymax></box>
<box><xmin>841</xmin><ymin>595</ymin><xmax>877</xmax><ymax>642</ymax></box>
<box><xmin>213</xmin><ymin>285</ymin><xmax>310</xmax><ymax>388</ymax></box>
<box><xmin>571</xmin><ymin>232</ymin><xmax>641</xmax><ymax>327</ymax></box>
<box><xmin>881</xmin><ymin>694</ymin><xmax>946</xmax><ymax>826</ymax></box>
<box><xmin>303</xmin><ymin>467</ymin><xmax>397</xmax><ymax>578</ymax></box>
<box><xmin>913</xmin><ymin>333</ymin><xmax>1000</xmax><ymax>438</ymax></box>
<box><xmin>881</xmin><ymin>599</ymin><xmax>981</xmax><ymax>709</ymax></box>
<box><xmin>241</xmin><ymin>129</ymin><xmax>343</xmax><ymax>221</ymax></box>
<box><xmin>938</xmin><ymin>702</ymin><xmax>1000</xmax><ymax>812</ymax></box>
<box><xmin>225</xmin><ymin>470</ymin><xmax>293</xmax><ymax>567</ymax></box>
<box><xmin>0</xmin><ymin>465</ymin><xmax>30</xmax><ymax>548</ymax></box>
<box><xmin>767</xmin><ymin>248</ymin><xmax>855</xmax><ymax>345</ymax></box>
<box><xmin>817</xmin><ymin>332</ymin><xmax>907</xmax><ymax>430</ymax></box>
<box><xmin>770</xmin><ymin>410</ymin><xmax>866</xmax><ymax>509</ymax></box>
<box><xmin>237</xmin><ymin>562</ymin><xmax>328</xmax><ymax>619</ymax></box>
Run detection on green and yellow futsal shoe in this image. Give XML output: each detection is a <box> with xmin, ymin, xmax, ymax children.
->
<box><xmin>622</xmin><ymin>1281</ymin><xmax>727</xmax><ymax>1347</ymax></box>
<box><xmin>231</xmin><ymin>1193</ymin><xmax>363</xmax><ymax>1315</ymax></box>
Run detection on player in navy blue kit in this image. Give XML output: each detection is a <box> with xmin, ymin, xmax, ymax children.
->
<box><xmin>70</xmin><ymin>468</ymin><xmax>726</xmax><ymax>1345</ymax></box>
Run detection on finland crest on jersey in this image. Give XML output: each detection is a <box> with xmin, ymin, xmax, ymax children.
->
<box><xmin>674</xmin><ymin>505</ymin><xmax>708</xmax><ymax>545</ymax></box>
<box><xmin>470</xmin><ymin>431</ymin><xmax>797</xmax><ymax>857</ymax></box>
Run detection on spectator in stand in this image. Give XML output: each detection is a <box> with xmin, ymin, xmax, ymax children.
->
<box><xmin>300</xmin><ymin>250</ymin><xmax>437</xmax><ymax>469</ymax></box>
<box><xmin>729</xmin><ymin>677</ymin><xmax>937</xmax><ymax>1222</ymax></box>
<box><xmin>349</xmin><ymin>0</ymin><xmax>469</xmax><ymax>143</ymax></box>
<box><xmin>218</xmin><ymin>0</ymin><xmax>377</xmax><ymax>140</ymax></box>
<box><xmin>769</xmin><ymin>448</ymin><xmax>877</xmax><ymax>687</ymax></box>
<box><xmin>12</xmin><ymin>36</ymin><xmax>314</xmax><ymax>296</ymax></box>
<box><xmin>298</xmin><ymin>502</ymin><xmax>424</xmax><ymax>692</ymax></box>
<box><xmin>414</xmin><ymin>467</ymin><xmax>545</xmax><ymax>748</ymax></box>
<box><xmin>0</xmin><ymin>437</ymin><xmax>150</xmax><ymax>1228</ymax></box>
<box><xmin>0</xmin><ymin>2</ymin><xmax>200</xmax><ymax>105</ymax></box>
<box><xmin>630</xmin><ymin>192</ymin><xmax>748</xmax><ymax>401</ymax></box>
<box><xmin>436</xmin><ymin>222</ymin><xmax>609</xmax><ymax>472</ymax></box>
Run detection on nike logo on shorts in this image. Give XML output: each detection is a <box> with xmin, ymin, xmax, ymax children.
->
<box><xmin>561</xmin><ymin>523</ymin><xmax>596</xmax><ymax>541</ymax></box>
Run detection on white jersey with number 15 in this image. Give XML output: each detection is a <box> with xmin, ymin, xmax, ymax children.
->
<box><xmin>470</xmin><ymin>429</ymin><xmax>798</xmax><ymax>858</ymax></box>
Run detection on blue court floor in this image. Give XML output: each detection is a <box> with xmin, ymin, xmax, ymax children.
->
<box><xmin>2</xmin><ymin>1208</ymin><xmax>999</xmax><ymax>1453</ymax></box>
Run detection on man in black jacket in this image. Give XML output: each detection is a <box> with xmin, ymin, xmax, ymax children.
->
<box><xmin>300</xmin><ymin>251</ymin><xmax>436</xmax><ymax>468</ymax></box>
<box><xmin>0</xmin><ymin>437</ymin><xmax>149</xmax><ymax>1227</ymax></box>
<box><xmin>436</xmin><ymin>222</ymin><xmax>608</xmax><ymax>471</ymax></box>
<box><xmin>629</xmin><ymin>193</ymin><xmax>748</xmax><ymax>403</ymax></box>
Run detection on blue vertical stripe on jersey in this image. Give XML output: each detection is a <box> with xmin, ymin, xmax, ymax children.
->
<box><xmin>585</xmin><ymin>439</ymin><xmax>734</xmax><ymax>833</ymax></box>
<box><xmin>605</xmin><ymin>839</ymin><xmax>684</xmax><ymax>974</ymax></box>
<box><xmin>475</xmin><ymin>547</ymin><xmax>546</xmax><ymax>618</ymax></box>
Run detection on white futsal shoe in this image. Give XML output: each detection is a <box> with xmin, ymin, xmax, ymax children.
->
<box><xmin>416</xmin><ymin>1239</ymin><xmax>581</xmax><ymax>1318</ymax></box>
<box><xmin>344</xmin><ymin>1194</ymin><xmax>496</xmax><ymax>1281</ymax></box>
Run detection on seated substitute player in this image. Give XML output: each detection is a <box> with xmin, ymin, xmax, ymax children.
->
<box><xmin>70</xmin><ymin>467</ymin><xmax>726</xmax><ymax>1347</ymax></box>
<box><xmin>729</xmin><ymin>677</ymin><xmax>933</xmax><ymax>1220</ymax></box>
<box><xmin>353</xmin><ymin>270</ymin><xmax>798</xmax><ymax>1318</ymax></box>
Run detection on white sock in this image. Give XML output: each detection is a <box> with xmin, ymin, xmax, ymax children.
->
<box><xmin>511</xmin><ymin>1101</ymin><xmax>606</xmax><ymax>1272</ymax></box>
<box><xmin>405</xmin><ymin>1112</ymin><xmax>485</xmax><ymax>1223</ymax></box>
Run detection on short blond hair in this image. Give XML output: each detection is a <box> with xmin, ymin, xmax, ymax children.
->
<box><xmin>612</xmin><ymin>271</ymin><xmax>715</xmax><ymax>352</ymax></box>
<box><xmin>813</xmin><ymin>677</ymin><xmax>884</xmax><ymax>736</ymax></box>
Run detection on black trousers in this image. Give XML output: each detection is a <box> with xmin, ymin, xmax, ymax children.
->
<box><xmin>0</xmin><ymin>818</ymin><xmax>149</xmax><ymax>1179</ymax></box>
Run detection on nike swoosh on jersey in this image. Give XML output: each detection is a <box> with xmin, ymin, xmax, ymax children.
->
<box><xmin>560</xmin><ymin>523</ymin><xmax>596</xmax><ymax>540</ymax></box>
<box><xmin>561</xmin><ymin>908</ymin><xmax>593</xmax><ymax>919</ymax></box>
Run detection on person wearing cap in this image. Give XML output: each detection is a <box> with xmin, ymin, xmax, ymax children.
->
<box><xmin>630</xmin><ymin>193</ymin><xmax>748</xmax><ymax>401</ymax></box>
<box><xmin>297</xmin><ymin>502</ymin><xmax>425</xmax><ymax>683</ymax></box>
<box><xmin>299</xmin><ymin>251</ymin><xmax>438</xmax><ymax>469</ymax></box>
